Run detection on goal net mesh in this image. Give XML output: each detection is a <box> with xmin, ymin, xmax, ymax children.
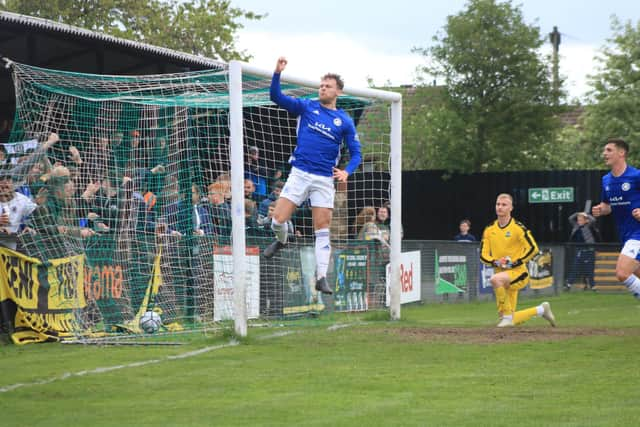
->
<box><xmin>5</xmin><ymin>62</ymin><xmax>393</xmax><ymax>339</ymax></box>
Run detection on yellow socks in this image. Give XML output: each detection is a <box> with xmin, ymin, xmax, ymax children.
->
<box><xmin>513</xmin><ymin>307</ymin><xmax>538</xmax><ymax>325</ymax></box>
<box><xmin>494</xmin><ymin>286</ymin><xmax>512</xmax><ymax>316</ymax></box>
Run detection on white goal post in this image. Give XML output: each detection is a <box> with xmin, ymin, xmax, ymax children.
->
<box><xmin>228</xmin><ymin>61</ymin><xmax>403</xmax><ymax>336</ymax></box>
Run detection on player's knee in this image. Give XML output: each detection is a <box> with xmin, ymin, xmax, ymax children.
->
<box><xmin>615</xmin><ymin>269</ymin><xmax>631</xmax><ymax>283</ymax></box>
<box><xmin>272</xmin><ymin>212</ymin><xmax>287</xmax><ymax>224</ymax></box>
<box><xmin>489</xmin><ymin>276</ymin><xmax>502</xmax><ymax>288</ymax></box>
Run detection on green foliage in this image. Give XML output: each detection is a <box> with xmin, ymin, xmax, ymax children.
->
<box><xmin>583</xmin><ymin>17</ymin><xmax>640</xmax><ymax>163</ymax></box>
<box><xmin>412</xmin><ymin>0</ymin><xmax>559</xmax><ymax>172</ymax></box>
<box><xmin>0</xmin><ymin>0</ymin><xmax>264</xmax><ymax>61</ymax></box>
<box><xmin>537</xmin><ymin>124</ymin><xmax>601</xmax><ymax>169</ymax></box>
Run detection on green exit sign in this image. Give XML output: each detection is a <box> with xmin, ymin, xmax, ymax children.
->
<box><xmin>528</xmin><ymin>187</ymin><xmax>574</xmax><ymax>203</ymax></box>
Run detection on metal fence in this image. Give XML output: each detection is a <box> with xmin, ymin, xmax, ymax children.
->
<box><xmin>400</xmin><ymin>240</ymin><xmax>624</xmax><ymax>305</ymax></box>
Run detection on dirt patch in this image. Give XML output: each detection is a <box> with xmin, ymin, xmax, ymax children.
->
<box><xmin>380</xmin><ymin>327</ymin><xmax>637</xmax><ymax>344</ymax></box>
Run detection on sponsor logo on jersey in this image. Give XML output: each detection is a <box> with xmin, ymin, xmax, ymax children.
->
<box><xmin>505</xmin><ymin>231</ymin><xmax>511</xmax><ymax>237</ymax></box>
<box><xmin>610</xmin><ymin>196</ymin><xmax>623</xmax><ymax>202</ymax></box>
<box><xmin>622</xmin><ymin>182</ymin><xmax>631</xmax><ymax>191</ymax></box>
<box><xmin>333</xmin><ymin>117</ymin><xmax>342</xmax><ymax>127</ymax></box>
<box><xmin>314</xmin><ymin>121</ymin><xmax>332</xmax><ymax>132</ymax></box>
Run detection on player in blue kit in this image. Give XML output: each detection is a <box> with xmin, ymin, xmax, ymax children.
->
<box><xmin>263</xmin><ymin>57</ymin><xmax>362</xmax><ymax>295</ymax></box>
<box><xmin>592</xmin><ymin>138</ymin><xmax>640</xmax><ymax>298</ymax></box>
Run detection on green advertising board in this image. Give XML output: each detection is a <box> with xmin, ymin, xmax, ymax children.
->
<box><xmin>333</xmin><ymin>247</ymin><xmax>369</xmax><ymax>312</ymax></box>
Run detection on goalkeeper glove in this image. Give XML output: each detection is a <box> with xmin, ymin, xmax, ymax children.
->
<box><xmin>494</xmin><ymin>257</ymin><xmax>513</xmax><ymax>269</ymax></box>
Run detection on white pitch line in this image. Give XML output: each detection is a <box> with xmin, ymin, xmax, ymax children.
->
<box><xmin>1</xmin><ymin>331</ymin><xmax>295</xmax><ymax>393</ymax></box>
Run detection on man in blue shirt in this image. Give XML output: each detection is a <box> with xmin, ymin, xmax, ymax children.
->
<box><xmin>263</xmin><ymin>57</ymin><xmax>362</xmax><ymax>295</ymax></box>
<box><xmin>592</xmin><ymin>138</ymin><xmax>640</xmax><ymax>298</ymax></box>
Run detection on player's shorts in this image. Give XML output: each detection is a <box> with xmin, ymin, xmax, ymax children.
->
<box><xmin>280</xmin><ymin>167</ymin><xmax>335</xmax><ymax>208</ymax></box>
<box><xmin>498</xmin><ymin>266</ymin><xmax>530</xmax><ymax>290</ymax></box>
<box><xmin>621</xmin><ymin>239</ymin><xmax>640</xmax><ymax>261</ymax></box>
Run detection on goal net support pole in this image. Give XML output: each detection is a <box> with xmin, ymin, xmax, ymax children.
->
<box><xmin>389</xmin><ymin>99</ymin><xmax>402</xmax><ymax>321</ymax></box>
<box><xmin>229</xmin><ymin>61</ymin><xmax>248</xmax><ymax>337</ymax></box>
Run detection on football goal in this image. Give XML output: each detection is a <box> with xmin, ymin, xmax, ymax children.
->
<box><xmin>2</xmin><ymin>58</ymin><xmax>401</xmax><ymax>341</ymax></box>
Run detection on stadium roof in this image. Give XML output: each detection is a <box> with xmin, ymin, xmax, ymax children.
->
<box><xmin>0</xmin><ymin>11</ymin><xmax>226</xmax><ymax>115</ymax></box>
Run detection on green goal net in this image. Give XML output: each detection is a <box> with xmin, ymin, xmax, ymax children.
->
<box><xmin>2</xmin><ymin>61</ymin><xmax>396</xmax><ymax>342</ymax></box>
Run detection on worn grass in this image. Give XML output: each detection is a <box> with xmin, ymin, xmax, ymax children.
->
<box><xmin>2</xmin><ymin>292</ymin><xmax>639</xmax><ymax>426</ymax></box>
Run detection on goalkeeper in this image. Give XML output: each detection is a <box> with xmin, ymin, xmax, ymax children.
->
<box><xmin>480</xmin><ymin>193</ymin><xmax>556</xmax><ymax>327</ymax></box>
<box><xmin>263</xmin><ymin>57</ymin><xmax>362</xmax><ymax>295</ymax></box>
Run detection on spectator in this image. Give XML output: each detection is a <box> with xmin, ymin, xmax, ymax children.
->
<box><xmin>565</xmin><ymin>212</ymin><xmax>599</xmax><ymax>291</ymax></box>
<box><xmin>258</xmin><ymin>180</ymin><xmax>284</xmax><ymax>216</ymax></box>
<box><xmin>25</xmin><ymin>165</ymin><xmax>95</xmax><ymax>259</ymax></box>
<box><xmin>354</xmin><ymin>206</ymin><xmax>380</xmax><ymax>240</ymax></box>
<box><xmin>215</xmin><ymin>173</ymin><xmax>232</xmax><ymax>202</ymax></box>
<box><xmin>244</xmin><ymin>178</ymin><xmax>260</xmax><ymax>203</ymax></box>
<box><xmin>0</xmin><ymin>168</ymin><xmax>37</xmax><ymax>250</ymax></box>
<box><xmin>80</xmin><ymin>178</ymin><xmax>120</xmax><ymax>232</ymax></box>
<box><xmin>245</xmin><ymin>199</ymin><xmax>260</xmax><ymax>231</ymax></box>
<box><xmin>205</xmin><ymin>181</ymin><xmax>231</xmax><ymax>243</ymax></box>
<box><xmin>15</xmin><ymin>161</ymin><xmax>45</xmax><ymax>199</ymax></box>
<box><xmin>376</xmin><ymin>206</ymin><xmax>390</xmax><ymax>244</ymax></box>
<box><xmin>190</xmin><ymin>182</ymin><xmax>215</xmax><ymax>322</ymax></box>
<box><xmin>244</xmin><ymin>146</ymin><xmax>268</xmax><ymax>197</ymax></box>
<box><xmin>453</xmin><ymin>219</ymin><xmax>476</xmax><ymax>242</ymax></box>
<box><xmin>191</xmin><ymin>183</ymin><xmax>212</xmax><ymax>236</ymax></box>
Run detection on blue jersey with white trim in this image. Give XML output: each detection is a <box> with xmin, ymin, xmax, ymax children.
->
<box><xmin>270</xmin><ymin>73</ymin><xmax>362</xmax><ymax>177</ymax></box>
<box><xmin>601</xmin><ymin>165</ymin><xmax>640</xmax><ymax>243</ymax></box>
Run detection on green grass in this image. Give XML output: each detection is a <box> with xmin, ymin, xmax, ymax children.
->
<box><xmin>2</xmin><ymin>293</ymin><xmax>640</xmax><ymax>426</ymax></box>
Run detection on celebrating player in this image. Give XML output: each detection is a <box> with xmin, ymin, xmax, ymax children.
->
<box><xmin>592</xmin><ymin>138</ymin><xmax>640</xmax><ymax>299</ymax></box>
<box><xmin>262</xmin><ymin>57</ymin><xmax>362</xmax><ymax>295</ymax></box>
<box><xmin>480</xmin><ymin>193</ymin><xmax>556</xmax><ymax>328</ymax></box>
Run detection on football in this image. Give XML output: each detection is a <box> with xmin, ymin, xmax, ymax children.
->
<box><xmin>140</xmin><ymin>311</ymin><xmax>162</xmax><ymax>334</ymax></box>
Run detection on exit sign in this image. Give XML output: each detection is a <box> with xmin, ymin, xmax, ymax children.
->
<box><xmin>528</xmin><ymin>187</ymin><xmax>574</xmax><ymax>203</ymax></box>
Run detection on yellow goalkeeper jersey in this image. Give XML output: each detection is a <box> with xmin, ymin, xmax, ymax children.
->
<box><xmin>480</xmin><ymin>218</ymin><xmax>538</xmax><ymax>269</ymax></box>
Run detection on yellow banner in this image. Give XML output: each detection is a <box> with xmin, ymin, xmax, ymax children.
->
<box><xmin>0</xmin><ymin>248</ymin><xmax>41</xmax><ymax>310</ymax></box>
<box><xmin>47</xmin><ymin>254</ymin><xmax>86</xmax><ymax>310</ymax></box>
<box><xmin>0</xmin><ymin>246</ymin><xmax>86</xmax><ymax>345</ymax></box>
<box><xmin>528</xmin><ymin>250</ymin><xmax>554</xmax><ymax>290</ymax></box>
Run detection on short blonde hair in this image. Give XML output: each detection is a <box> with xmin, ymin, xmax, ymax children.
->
<box><xmin>496</xmin><ymin>193</ymin><xmax>513</xmax><ymax>203</ymax></box>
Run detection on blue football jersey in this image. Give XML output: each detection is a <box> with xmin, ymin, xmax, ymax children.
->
<box><xmin>602</xmin><ymin>165</ymin><xmax>640</xmax><ymax>243</ymax></box>
<box><xmin>270</xmin><ymin>73</ymin><xmax>362</xmax><ymax>177</ymax></box>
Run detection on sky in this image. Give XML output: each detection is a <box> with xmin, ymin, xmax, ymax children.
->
<box><xmin>230</xmin><ymin>0</ymin><xmax>638</xmax><ymax>101</ymax></box>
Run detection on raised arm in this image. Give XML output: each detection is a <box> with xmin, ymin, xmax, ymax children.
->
<box><xmin>270</xmin><ymin>57</ymin><xmax>304</xmax><ymax>115</ymax></box>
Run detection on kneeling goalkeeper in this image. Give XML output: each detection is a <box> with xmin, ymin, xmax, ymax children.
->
<box><xmin>480</xmin><ymin>193</ymin><xmax>556</xmax><ymax>327</ymax></box>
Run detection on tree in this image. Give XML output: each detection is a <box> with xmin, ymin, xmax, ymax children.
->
<box><xmin>582</xmin><ymin>17</ymin><xmax>640</xmax><ymax>164</ymax></box>
<box><xmin>412</xmin><ymin>0</ymin><xmax>559</xmax><ymax>172</ymax></box>
<box><xmin>0</xmin><ymin>0</ymin><xmax>264</xmax><ymax>61</ymax></box>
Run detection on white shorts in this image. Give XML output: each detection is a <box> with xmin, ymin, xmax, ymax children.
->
<box><xmin>621</xmin><ymin>239</ymin><xmax>640</xmax><ymax>261</ymax></box>
<box><xmin>280</xmin><ymin>167</ymin><xmax>335</xmax><ymax>208</ymax></box>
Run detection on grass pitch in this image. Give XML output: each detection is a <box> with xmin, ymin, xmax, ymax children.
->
<box><xmin>2</xmin><ymin>292</ymin><xmax>640</xmax><ymax>426</ymax></box>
